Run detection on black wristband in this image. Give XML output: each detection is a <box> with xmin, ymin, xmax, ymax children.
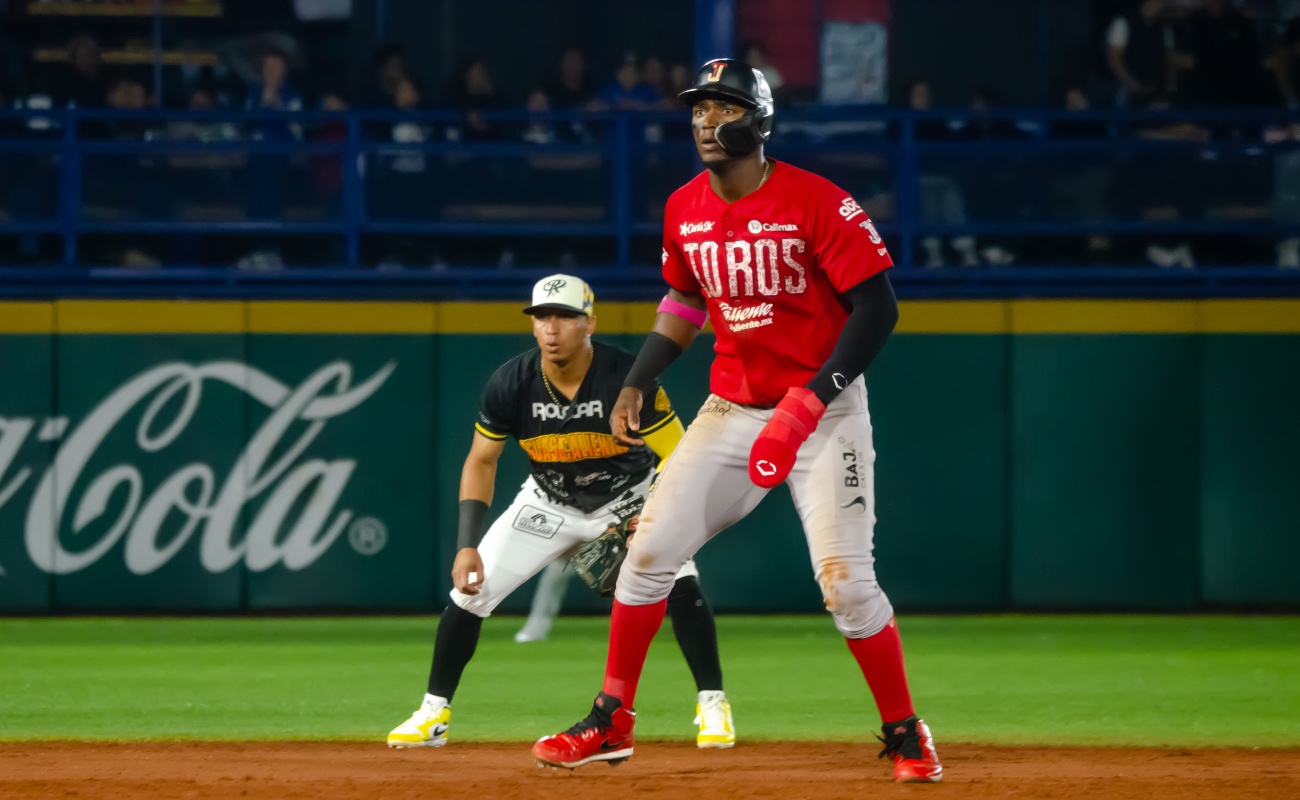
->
<box><xmin>623</xmin><ymin>331</ymin><xmax>684</xmax><ymax>395</ymax></box>
<box><xmin>456</xmin><ymin>499</ymin><xmax>490</xmax><ymax>550</ymax></box>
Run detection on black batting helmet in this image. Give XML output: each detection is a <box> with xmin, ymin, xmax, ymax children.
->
<box><xmin>678</xmin><ymin>58</ymin><xmax>774</xmax><ymax>157</ymax></box>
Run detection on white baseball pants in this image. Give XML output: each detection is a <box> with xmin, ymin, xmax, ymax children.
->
<box><xmin>617</xmin><ymin>378</ymin><xmax>893</xmax><ymax>639</ymax></box>
<box><xmin>451</xmin><ymin>473</ymin><xmax>698</xmax><ymax>618</ymax></box>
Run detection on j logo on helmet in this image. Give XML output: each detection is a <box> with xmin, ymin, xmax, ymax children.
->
<box><xmin>707</xmin><ymin>62</ymin><xmax>727</xmax><ymax>82</ymax></box>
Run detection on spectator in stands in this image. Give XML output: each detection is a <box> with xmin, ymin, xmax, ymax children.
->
<box><xmin>391</xmin><ymin>78</ymin><xmax>431</xmax><ymax>172</ymax></box>
<box><xmin>361</xmin><ymin>44</ymin><xmax>413</xmax><ymax>108</ymax></box>
<box><xmin>154</xmin><ymin>85</ymin><xmax>243</xmax><ymax>265</ymax></box>
<box><xmin>545</xmin><ymin>46</ymin><xmax>596</xmax><ymax>109</ymax></box>
<box><xmin>221</xmin><ymin>32</ymin><xmax>301</xmax><ymax>107</ymax></box>
<box><xmin>658</xmin><ymin>62</ymin><xmax>696</xmax><ymax>139</ymax></box>
<box><xmin>592</xmin><ymin>58</ymin><xmax>659</xmax><ymax>110</ymax></box>
<box><xmin>1051</xmin><ymin>83</ymin><xmax>1109</xmax><ymax>139</ymax></box>
<box><xmin>523</xmin><ymin>89</ymin><xmax>556</xmax><ymax>145</ymax></box>
<box><xmin>640</xmin><ymin>56</ymin><xmax>672</xmax><ymax>107</ymax></box>
<box><xmin>445</xmin><ymin>57</ymin><xmax>502</xmax><ymax>141</ymax></box>
<box><xmin>540</xmin><ymin>47</ymin><xmax>597</xmax><ymax>143</ymax></box>
<box><xmin>246</xmin><ymin>50</ymin><xmax>304</xmax><ymax>140</ymax></box>
<box><xmin>1269</xmin><ymin>123</ymin><xmax>1300</xmax><ymax>268</ymax></box>
<box><xmin>668</xmin><ymin>62</ymin><xmax>692</xmax><ymax>96</ymax></box>
<box><xmin>370</xmin><ymin>78</ymin><xmax>435</xmax><ymax>270</ymax></box>
<box><xmin>84</xmin><ymin>76</ymin><xmax>164</xmax><ymax>264</ymax></box>
<box><xmin>1178</xmin><ymin>0</ymin><xmax>1263</xmax><ymax>109</ymax></box>
<box><xmin>956</xmin><ymin>85</ymin><xmax>1027</xmax><ymax>140</ymax></box>
<box><xmin>1125</xmin><ymin>94</ymin><xmax>1206</xmax><ymax>268</ymax></box>
<box><xmin>53</xmin><ymin>33</ymin><xmax>111</xmax><ymax>108</ymax></box>
<box><xmin>306</xmin><ymin>89</ymin><xmax>349</xmax><ymax>267</ymax></box>
<box><xmin>950</xmin><ymin>86</ymin><xmax>1021</xmax><ymax>265</ymax></box>
<box><xmin>1276</xmin><ymin>14</ymin><xmax>1300</xmax><ymax>109</ymax></box>
<box><xmin>167</xmin><ymin>85</ymin><xmax>240</xmax><ymax>143</ymax></box>
<box><xmin>239</xmin><ymin>50</ymin><xmax>302</xmax><ymax>270</ymax></box>
<box><xmin>904</xmin><ymin>79</ymin><xmax>951</xmax><ymax>140</ymax></box>
<box><xmin>741</xmin><ymin>41</ymin><xmax>784</xmax><ymax>95</ymax></box>
<box><xmin>901</xmin><ymin>78</ymin><xmax>975</xmax><ymax>268</ymax></box>
<box><xmin>1049</xmin><ymin>84</ymin><xmax>1115</xmax><ymax>267</ymax></box>
<box><xmin>1104</xmin><ymin>0</ymin><xmax>1174</xmax><ymax>107</ymax></box>
<box><xmin>312</xmin><ymin>90</ymin><xmax>349</xmax><ymax>203</ymax></box>
<box><xmin>90</xmin><ymin>77</ymin><xmax>152</xmax><ymax>139</ymax></box>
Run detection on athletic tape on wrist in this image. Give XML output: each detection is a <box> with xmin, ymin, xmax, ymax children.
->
<box><xmin>658</xmin><ymin>295</ymin><xmax>708</xmax><ymax>329</ymax></box>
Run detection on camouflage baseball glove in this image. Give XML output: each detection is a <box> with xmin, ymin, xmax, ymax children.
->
<box><xmin>572</xmin><ymin>515</ymin><xmax>639</xmax><ymax>597</ymax></box>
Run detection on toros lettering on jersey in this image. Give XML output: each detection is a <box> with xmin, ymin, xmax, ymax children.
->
<box><xmin>682</xmin><ymin>238</ymin><xmax>807</xmax><ymax>300</ymax></box>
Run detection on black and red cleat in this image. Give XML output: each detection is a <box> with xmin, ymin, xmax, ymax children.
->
<box><xmin>532</xmin><ymin>692</ymin><xmax>636</xmax><ymax>770</ymax></box>
<box><xmin>878</xmin><ymin>716</ymin><xmax>943</xmax><ymax>783</ymax></box>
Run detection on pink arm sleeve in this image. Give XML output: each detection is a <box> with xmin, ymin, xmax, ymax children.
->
<box><xmin>657</xmin><ymin>295</ymin><xmax>708</xmax><ymax>329</ymax></box>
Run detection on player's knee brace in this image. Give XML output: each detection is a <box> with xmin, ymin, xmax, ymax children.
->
<box><xmin>823</xmin><ymin>577</ymin><xmax>894</xmax><ymax>639</ymax></box>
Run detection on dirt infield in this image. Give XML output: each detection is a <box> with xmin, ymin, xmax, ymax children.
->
<box><xmin>3</xmin><ymin>742</ymin><xmax>1297</xmax><ymax>800</ymax></box>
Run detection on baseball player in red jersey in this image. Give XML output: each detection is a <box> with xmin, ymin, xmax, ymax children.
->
<box><xmin>532</xmin><ymin>59</ymin><xmax>943</xmax><ymax>782</ymax></box>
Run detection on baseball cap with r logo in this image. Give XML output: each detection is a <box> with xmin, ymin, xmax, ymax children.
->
<box><xmin>523</xmin><ymin>273</ymin><xmax>595</xmax><ymax>316</ymax></box>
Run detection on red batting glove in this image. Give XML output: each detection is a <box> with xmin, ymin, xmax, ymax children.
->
<box><xmin>748</xmin><ymin>388</ymin><xmax>826</xmax><ymax>488</ymax></box>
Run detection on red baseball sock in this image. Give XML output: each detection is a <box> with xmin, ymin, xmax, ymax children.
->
<box><xmin>845</xmin><ymin>618</ymin><xmax>916</xmax><ymax>723</ymax></box>
<box><xmin>601</xmin><ymin>598</ymin><xmax>668</xmax><ymax>707</ymax></box>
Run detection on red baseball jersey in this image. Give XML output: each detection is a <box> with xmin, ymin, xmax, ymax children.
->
<box><xmin>661</xmin><ymin>159</ymin><xmax>892</xmax><ymax>406</ymax></box>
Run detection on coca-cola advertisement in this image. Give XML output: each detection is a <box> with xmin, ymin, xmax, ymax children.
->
<box><xmin>0</xmin><ymin>331</ymin><xmax>436</xmax><ymax>611</ymax></box>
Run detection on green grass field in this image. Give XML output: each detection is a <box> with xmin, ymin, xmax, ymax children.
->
<box><xmin>1</xmin><ymin>615</ymin><xmax>1297</xmax><ymax>747</ymax></box>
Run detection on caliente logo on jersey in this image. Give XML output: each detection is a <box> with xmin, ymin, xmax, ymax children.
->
<box><xmin>717</xmin><ymin>301</ymin><xmax>775</xmax><ymax>332</ymax></box>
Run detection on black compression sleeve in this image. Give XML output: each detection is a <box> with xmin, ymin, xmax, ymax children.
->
<box><xmin>456</xmin><ymin>499</ymin><xmax>490</xmax><ymax>550</ymax></box>
<box><xmin>623</xmin><ymin>331</ymin><xmax>684</xmax><ymax>396</ymax></box>
<box><xmin>427</xmin><ymin>603</ymin><xmax>482</xmax><ymax>701</ymax></box>
<box><xmin>805</xmin><ymin>273</ymin><xmax>899</xmax><ymax>406</ymax></box>
<box><xmin>668</xmin><ymin>576</ymin><xmax>724</xmax><ymax>692</ymax></box>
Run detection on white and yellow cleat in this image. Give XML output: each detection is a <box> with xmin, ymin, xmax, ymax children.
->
<box><xmin>387</xmin><ymin>695</ymin><xmax>452</xmax><ymax>749</ymax></box>
<box><xmin>694</xmin><ymin>690</ymin><xmax>735</xmax><ymax>749</ymax></box>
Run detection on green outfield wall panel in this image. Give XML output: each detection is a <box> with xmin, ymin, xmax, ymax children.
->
<box><xmin>1009</xmin><ymin>335</ymin><xmax>1201</xmax><ymax>609</ymax></box>
<box><xmin>50</xmin><ymin>335</ymin><xmax>247</xmax><ymax>611</ymax></box>
<box><xmin>870</xmin><ymin>336</ymin><xmax>1009</xmax><ymax>609</ymax></box>
<box><xmin>1200</xmin><ymin>336</ymin><xmax>1300</xmax><ymax>607</ymax></box>
<box><xmin>4</xmin><ymin>299</ymin><xmax>1299</xmax><ymax>614</ymax></box>
<box><xmin>243</xmin><ymin>335</ymin><xmax>437</xmax><ymax>610</ymax></box>
<box><xmin>0</xmin><ymin>334</ymin><xmax>55</xmax><ymax>611</ymax></box>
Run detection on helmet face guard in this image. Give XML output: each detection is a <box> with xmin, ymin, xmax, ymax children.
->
<box><xmin>678</xmin><ymin>59</ymin><xmax>774</xmax><ymax>157</ymax></box>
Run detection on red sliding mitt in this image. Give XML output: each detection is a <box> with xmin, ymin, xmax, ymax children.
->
<box><xmin>748</xmin><ymin>388</ymin><xmax>826</xmax><ymax>488</ymax></box>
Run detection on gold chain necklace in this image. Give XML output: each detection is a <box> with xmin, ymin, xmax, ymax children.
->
<box><xmin>758</xmin><ymin>160</ymin><xmax>771</xmax><ymax>189</ymax></box>
<box><xmin>540</xmin><ymin>357</ymin><xmax>566</xmax><ymax>407</ymax></box>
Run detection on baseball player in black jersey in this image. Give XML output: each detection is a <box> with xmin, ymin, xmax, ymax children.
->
<box><xmin>387</xmin><ymin>274</ymin><xmax>735</xmax><ymax>750</ymax></box>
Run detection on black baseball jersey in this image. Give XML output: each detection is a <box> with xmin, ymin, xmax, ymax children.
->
<box><xmin>475</xmin><ymin>341</ymin><xmax>678</xmax><ymax>513</ymax></box>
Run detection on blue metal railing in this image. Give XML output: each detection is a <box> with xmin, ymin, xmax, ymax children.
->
<box><xmin>1</xmin><ymin>107</ymin><xmax>1299</xmax><ymax>299</ymax></box>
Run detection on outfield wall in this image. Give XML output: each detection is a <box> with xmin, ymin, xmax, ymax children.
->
<box><xmin>0</xmin><ymin>300</ymin><xmax>1297</xmax><ymax>613</ymax></box>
